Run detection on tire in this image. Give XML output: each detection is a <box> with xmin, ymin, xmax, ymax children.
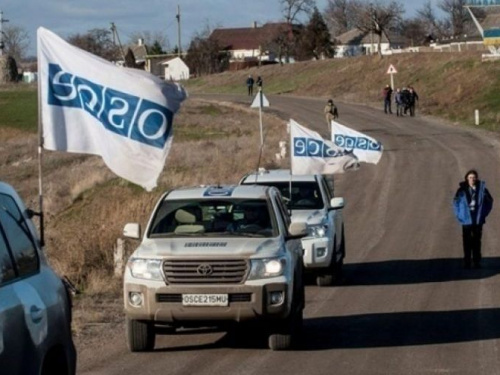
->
<box><xmin>316</xmin><ymin>274</ymin><xmax>334</xmax><ymax>286</ymax></box>
<box><xmin>41</xmin><ymin>347</ymin><xmax>69</xmax><ymax>375</ymax></box>
<box><xmin>127</xmin><ymin>318</ymin><xmax>155</xmax><ymax>352</ymax></box>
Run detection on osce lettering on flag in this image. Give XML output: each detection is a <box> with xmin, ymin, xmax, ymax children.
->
<box><xmin>290</xmin><ymin>119</ymin><xmax>359</xmax><ymax>175</ymax></box>
<box><xmin>37</xmin><ymin>27</ymin><xmax>187</xmax><ymax>191</ymax></box>
<box><xmin>331</xmin><ymin>120</ymin><xmax>383</xmax><ymax>164</ymax></box>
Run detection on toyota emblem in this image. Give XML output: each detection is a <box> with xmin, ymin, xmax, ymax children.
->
<box><xmin>197</xmin><ymin>263</ymin><xmax>213</xmax><ymax>276</ymax></box>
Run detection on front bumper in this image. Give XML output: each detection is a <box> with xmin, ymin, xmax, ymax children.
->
<box><xmin>301</xmin><ymin>236</ymin><xmax>333</xmax><ymax>269</ymax></box>
<box><xmin>124</xmin><ymin>282</ymin><xmax>291</xmax><ymax>325</ymax></box>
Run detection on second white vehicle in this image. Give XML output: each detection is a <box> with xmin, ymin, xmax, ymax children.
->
<box><xmin>240</xmin><ymin>169</ymin><xmax>345</xmax><ymax>286</ymax></box>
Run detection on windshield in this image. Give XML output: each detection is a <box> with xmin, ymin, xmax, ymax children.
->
<box><xmin>246</xmin><ymin>181</ymin><xmax>324</xmax><ymax>210</ymax></box>
<box><xmin>148</xmin><ymin>199</ymin><xmax>277</xmax><ymax>238</ymax></box>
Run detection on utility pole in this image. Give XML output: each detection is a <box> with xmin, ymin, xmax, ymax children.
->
<box><xmin>176</xmin><ymin>5</ymin><xmax>181</xmax><ymax>57</ymax></box>
<box><xmin>369</xmin><ymin>3</ymin><xmax>374</xmax><ymax>55</ymax></box>
<box><xmin>110</xmin><ymin>22</ymin><xmax>127</xmax><ymax>65</ymax></box>
<box><xmin>0</xmin><ymin>10</ymin><xmax>9</xmax><ymax>57</ymax></box>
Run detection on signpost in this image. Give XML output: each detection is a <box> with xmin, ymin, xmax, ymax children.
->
<box><xmin>386</xmin><ymin>64</ymin><xmax>397</xmax><ymax>89</ymax></box>
<box><xmin>251</xmin><ymin>89</ymin><xmax>270</xmax><ymax>146</ymax></box>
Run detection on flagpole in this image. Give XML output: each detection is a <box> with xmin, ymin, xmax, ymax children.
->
<box><xmin>259</xmin><ymin>88</ymin><xmax>263</xmax><ymax>146</ymax></box>
<box><xmin>36</xmin><ymin>33</ymin><xmax>45</xmax><ymax>248</ymax></box>
<box><xmin>288</xmin><ymin>121</ymin><xmax>293</xmax><ymax>213</ymax></box>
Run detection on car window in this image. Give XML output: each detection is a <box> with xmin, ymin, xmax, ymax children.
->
<box><xmin>0</xmin><ymin>194</ymin><xmax>39</xmax><ymax>277</ymax></box>
<box><xmin>149</xmin><ymin>199</ymin><xmax>278</xmax><ymax>238</ymax></box>
<box><xmin>246</xmin><ymin>181</ymin><xmax>324</xmax><ymax>210</ymax></box>
<box><xmin>0</xmin><ymin>231</ymin><xmax>15</xmax><ymax>285</ymax></box>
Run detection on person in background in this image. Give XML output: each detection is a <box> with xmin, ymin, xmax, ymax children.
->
<box><xmin>408</xmin><ymin>86</ymin><xmax>419</xmax><ymax>117</ymax></box>
<box><xmin>382</xmin><ymin>84</ymin><xmax>393</xmax><ymax>114</ymax></box>
<box><xmin>324</xmin><ymin>99</ymin><xmax>339</xmax><ymax>130</ymax></box>
<box><xmin>395</xmin><ymin>88</ymin><xmax>404</xmax><ymax>117</ymax></box>
<box><xmin>246</xmin><ymin>75</ymin><xmax>255</xmax><ymax>96</ymax></box>
<box><xmin>453</xmin><ymin>169</ymin><xmax>493</xmax><ymax>269</ymax></box>
<box><xmin>256</xmin><ymin>76</ymin><xmax>263</xmax><ymax>90</ymax></box>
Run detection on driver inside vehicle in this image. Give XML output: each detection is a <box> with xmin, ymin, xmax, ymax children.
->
<box><xmin>296</xmin><ymin>187</ymin><xmax>317</xmax><ymax>206</ymax></box>
<box><xmin>229</xmin><ymin>206</ymin><xmax>270</xmax><ymax>233</ymax></box>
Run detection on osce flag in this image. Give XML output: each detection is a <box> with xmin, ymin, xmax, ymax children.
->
<box><xmin>290</xmin><ymin>119</ymin><xmax>359</xmax><ymax>175</ymax></box>
<box><xmin>37</xmin><ymin>27</ymin><xmax>187</xmax><ymax>191</ymax></box>
<box><xmin>331</xmin><ymin>121</ymin><xmax>383</xmax><ymax>164</ymax></box>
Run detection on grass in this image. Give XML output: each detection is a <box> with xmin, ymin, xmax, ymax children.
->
<box><xmin>0</xmin><ymin>85</ymin><xmax>37</xmax><ymax>132</ymax></box>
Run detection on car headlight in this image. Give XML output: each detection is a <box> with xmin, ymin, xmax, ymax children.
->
<box><xmin>308</xmin><ymin>224</ymin><xmax>327</xmax><ymax>238</ymax></box>
<box><xmin>127</xmin><ymin>258</ymin><xmax>163</xmax><ymax>281</ymax></box>
<box><xmin>248</xmin><ymin>257</ymin><xmax>287</xmax><ymax>280</ymax></box>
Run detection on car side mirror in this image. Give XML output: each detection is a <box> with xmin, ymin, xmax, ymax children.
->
<box><xmin>330</xmin><ymin>197</ymin><xmax>345</xmax><ymax>210</ymax></box>
<box><xmin>287</xmin><ymin>221</ymin><xmax>308</xmax><ymax>239</ymax></box>
<box><xmin>123</xmin><ymin>223</ymin><xmax>141</xmax><ymax>239</ymax></box>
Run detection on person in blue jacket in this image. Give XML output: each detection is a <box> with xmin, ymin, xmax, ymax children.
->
<box><xmin>453</xmin><ymin>170</ymin><xmax>493</xmax><ymax>269</ymax></box>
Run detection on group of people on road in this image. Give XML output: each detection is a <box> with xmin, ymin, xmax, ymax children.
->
<box><xmin>246</xmin><ymin>74</ymin><xmax>263</xmax><ymax>96</ymax></box>
<box><xmin>382</xmin><ymin>84</ymin><xmax>419</xmax><ymax>117</ymax></box>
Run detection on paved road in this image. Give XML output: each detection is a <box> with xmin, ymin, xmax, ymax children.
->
<box><xmin>79</xmin><ymin>95</ymin><xmax>500</xmax><ymax>374</ymax></box>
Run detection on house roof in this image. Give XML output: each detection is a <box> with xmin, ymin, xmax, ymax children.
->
<box><xmin>210</xmin><ymin>22</ymin><xmax>294</xmax><ymax>50</ymax></box>
<box><xmin>129</xmin><ymin>44</ymin><xmax>148</xmax><ymax>61</ymax></box>
<box><xmin>335</xmin><ymin>28</ymin><xmax>405</xmax><ymax>46</ymax></box>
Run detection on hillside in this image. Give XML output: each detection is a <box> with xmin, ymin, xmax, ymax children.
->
<box><xmin>185</xmin><ymin>51</ymin><xmax>500</xmax><ymax>130</ymax></box>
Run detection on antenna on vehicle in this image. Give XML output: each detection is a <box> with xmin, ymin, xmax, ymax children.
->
<box><xmin>254</xmin><ymin>144</ymin><xmax>264</xmax><ymax>184</ymax></box>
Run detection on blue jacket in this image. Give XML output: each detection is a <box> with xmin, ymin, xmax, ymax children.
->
<box><xmin>453</xmin><ymin>180</ymin><xmax>493</xmax><ymax>225</ymax></box>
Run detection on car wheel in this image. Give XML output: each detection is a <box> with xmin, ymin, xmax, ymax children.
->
<box><xmin>126</xmin><ymin>318</ymin><xmax>155</xmax><ymax>352</ymax></box>
<box><xmin>316</xmin><ymin>274</ymin><xmax>334</xmax><ymax>286</ymax></box>
<box><xmin>268</xmin><ymin>301</ymin><xmax>303</xmax><ymax>350</ymax></box>
<box><xmin>41</xmin><ymin>347</ymin><xmax>69</xmax><ymax>375</ymax></box>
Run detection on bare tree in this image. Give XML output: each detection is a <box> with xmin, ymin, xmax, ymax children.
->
<box><xmin>3</xmin><ymin>25</ymin><xmax>29</xmax><ymax>62</ymax></box>
<box><xmin>185</xmin><ymin>25</ymin><xmax>229</xmax><ymax>76</ymax></box>
<box><xmin>279</xmin><ymin>0</ymin><xmax>315</xmax><ymax>62</ymax></box>
<box><xmin>438</xmin><ymin>0</ymin><xmax>471</xmax><ymax>36</ymax></box>
<box><xmin>324</xmin><ymin>0</ymin><xmax>356</xmax><ymax>37</ymax></box>
<box><xmin>67</xmin><ymin>28</ymin><xmax>120</xmax><ymax>61</ymax></box>
<box><xmin>280</xmin><ymin>0</ymin><xmax>316</xmax><ymax>23</ymax></box>
<box><xmin>416</xmin><ymin>1</ymin><xmax>450</xmax><ymax>39</ymax></box>
<box><xmin>127</xmin><ymin>31</ymin><xmax>170</xmax><ymax>52</ymax></box>
<box><xmin>351</xmin><ymin>0</ymin><xmax>404</xmax><ymax>57</ymax></box>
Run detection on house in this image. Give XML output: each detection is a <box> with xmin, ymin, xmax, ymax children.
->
<box><xmin>335</xmin><ymin>28</ymin><xmax>406</xmax><ymax>57</ymax></box>
<box><xmin>209</xmin><ymin>22</ymin><xmax>299</xmax><ymax>66</ymax></box>
<box><xmin>161</xmin><ymin>57</ymin><xmax>189</xmax><ymax>81</ymax></box>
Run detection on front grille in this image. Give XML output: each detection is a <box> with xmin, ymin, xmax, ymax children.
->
<box><xmin>163</xmin><ymin>259</ymin><xmax>248</xmax><ymax>284</ymax></box>
<box><xmin>156</xmin><ymin>293</ymin><xmax>252</xmax><ymax>303</ymax></box>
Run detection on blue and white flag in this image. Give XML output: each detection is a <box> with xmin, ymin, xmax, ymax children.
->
<box><xmin>331</xmin><ymin>120</ymin><xmax>383</xmax><ymax>164</ymax></box>
<box><xmin>37</xmin><ymin>27</ymin><xmax>187</xmax><ymax>191</ymax></box>
<box><xmin>290</xmin><ymin>119</ymin><xmax>358</xmax><ymax>175</ymax></box>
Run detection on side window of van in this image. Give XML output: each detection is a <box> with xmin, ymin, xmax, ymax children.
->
<box><xmin>0</xmin><ymin>194</ymin><xmax>39</xmax><ymax>277</ymax></box>
<box><xmin>0</xmin><ymin>230</ymin><xmax>15</xmax><ymax>285</ymax></box>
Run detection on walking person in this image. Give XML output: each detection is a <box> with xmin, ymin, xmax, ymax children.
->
<box><xmin>324</xmin><ymin>99</ymin><xmax>339</xmax><ymax>130</ymax></box>
<box><xmin>395</xmin><ymin>88</ymin><xmax>404</xmax><ymax>117</ymax></box>
<box><xmin>246</xmin><ymin>75</ymin><xmax>255</xmax><ymax>96</ymax></box>
<box><xmin>408</xmin><ymin>86</ymin><xmax>419</xmax><ymax>117</ymax></box>
<box><xmin>256</xmin><ymin>76</ymin><xmax>263</xmax><ymax>90</ymax></box>
<box><xmin>382</xmin><ymin>84</ymin><xmax>393</xmax><ymax>114</ymax></box>
<box><xmin>453</xmin><ymin>170</ymin><xmax>493</xmax><ymax>269</ymax></box>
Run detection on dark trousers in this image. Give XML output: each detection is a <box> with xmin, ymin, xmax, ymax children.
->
<box><xmin>396</xmin><ymin>103</ymin><xmax>403</xmax><ymax>116</ymax></box>
<box><xmin>462</xmin><ymin>224</ymin><xmax>483</xmax><ymax>267</ymax></box>
<box><xmin>248</xmin><ymin>86</ymin><xmax>253</xmax><ymax>96</ymax></box>
<box><xmin>409</xmin><ymin>104</ymin><xmax>416</xmax><ymax>117</ymax></box>
<box><xmin>384</xmin><ymin>99</ymin><xmax>392</xmax><ymax>114</ymax></box>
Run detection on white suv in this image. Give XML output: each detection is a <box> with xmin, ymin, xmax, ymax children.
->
<box><xmin>240</xmin><ymin>169</ymin><xmax>345</xmax><ymax>286</ymax></box>
<box><xmin>0</xmin><ymin>181</ymin><xmax>76</xmax><ymax>375</ymax></box>
<box><xmin>123</xmin><ymin>185</ymin><xmax>307</xmax><ymax>351</ymax></box>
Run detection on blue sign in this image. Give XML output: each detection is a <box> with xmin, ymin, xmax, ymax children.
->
<box><xmin>203</xmin><ymin>186</ymin><xmax>236</xmax><ymax>197</ymax></box>
<box><xmin>47</xmin><ymin>63</ymin><xmax>173</xmax><ymax>149</ymax></box>
<box><xmin>334</xmin><ymin>135</ymin><xmax>382</xmax><ymax>151</ymax></box>
<box><xmin>465</xmin><ymin>0</ymin><xmax>500</xmax><ymax>5</ymax></box>
<box><xmin>293</xmin><ymin>137</ymin><xmax>351</xmax><ymax>158</ymax></box>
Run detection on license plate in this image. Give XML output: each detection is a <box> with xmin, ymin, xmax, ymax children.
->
<box><xmin>182</xmin><ymin>294</ymin><xmax>229</xmax><ymax>307</ymax></box>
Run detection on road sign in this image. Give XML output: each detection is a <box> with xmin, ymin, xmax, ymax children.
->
<box><xmin>251</xmin><ymin>91</ymin><xmax>270</xmax><ymax>108</ymax></box>
<box><xmin>386</xmin><ymin>64</ymin><xmax>397</xmax><ymax>74</ymax></box>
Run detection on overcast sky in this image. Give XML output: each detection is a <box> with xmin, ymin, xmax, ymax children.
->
<box><xmin>1</xmin><ymin>0</ymin><xmax>441</xmax><ymax>57</ymax></box>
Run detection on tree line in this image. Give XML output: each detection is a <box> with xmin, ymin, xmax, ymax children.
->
<box><xmin>0</xmin><ymin>0</ymin><xmax>484</xmax><ymax>76</ymax></box>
